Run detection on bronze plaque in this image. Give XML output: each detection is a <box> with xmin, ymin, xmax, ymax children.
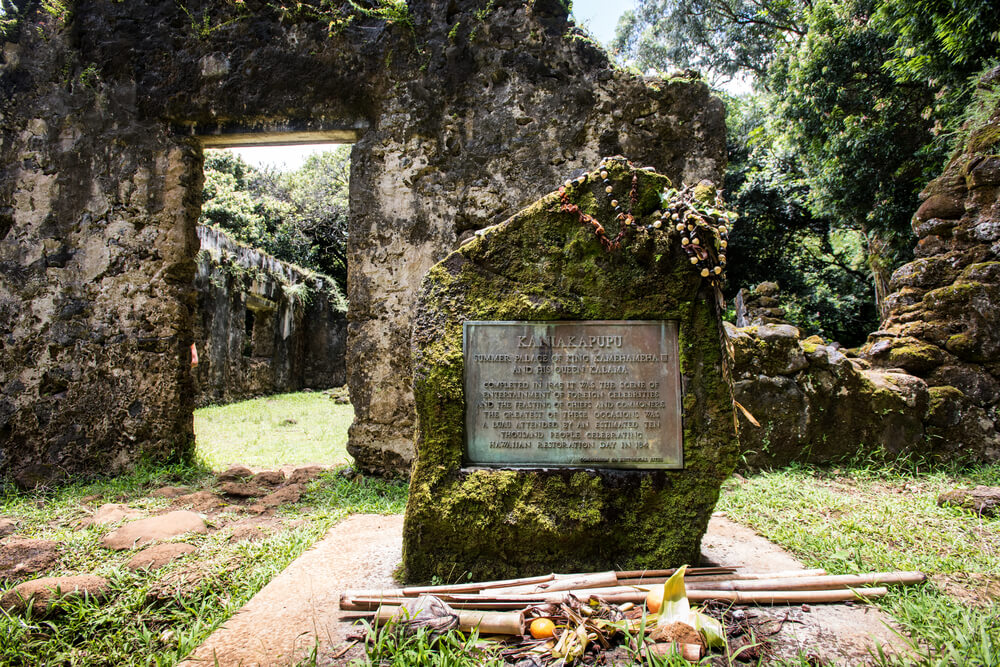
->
<box><xmin>463</xmin><ymin>321</ymin><xmax>683</xmax><ymax>469</ymax></box>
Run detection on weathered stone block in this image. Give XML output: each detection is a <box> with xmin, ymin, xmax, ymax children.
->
<box><xmin>915</xmin><ymin>194</ymin><xmax>964</xmax><ymax>222</ymax></box>
<box><xmin>403</xmin><ymin>160</ymin><xmax>738</xmax><ymax>581</ymax></box>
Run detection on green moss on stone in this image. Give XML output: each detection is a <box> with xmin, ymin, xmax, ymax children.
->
<box><xmin>885</xmin><ymin>340</ymin><xmax>944</xmax><ymax>374</ymax></box>
<box><xmin>923</xmin><ymin>282</ymin><xmax>985</xmax><ymax>310</ymax></box>
<box><xmin>402</xmin><ymin>160</ymin><xmax>738</xmax><ymax>582</ymax></box>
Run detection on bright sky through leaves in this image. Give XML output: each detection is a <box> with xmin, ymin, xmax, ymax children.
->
<box><xmin>571</xmin><ymin>0</ymin><xmax>631</xmax><ymax>47</ymax></box>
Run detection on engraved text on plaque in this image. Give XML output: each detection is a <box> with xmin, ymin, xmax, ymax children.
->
<box><xmin>463</xmin><ymin>321</ymin><xmax>683</xmax><ymax>469</ymax></box>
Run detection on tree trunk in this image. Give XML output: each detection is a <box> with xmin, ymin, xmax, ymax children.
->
<box><xmin>866</xmin><ymin>230</ymin><xmax>893</xmax><ymax>322</ymax></box>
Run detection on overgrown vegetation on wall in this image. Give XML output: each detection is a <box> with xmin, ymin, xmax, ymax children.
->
<box><xmin>615</xmin><ymin>0</ymin><xmax>1000</xmax><ymax>344</ymax></box>
<box><xmin>199</xmin><ymin>148</ymin><xmax>350</xmax><ymax>296</ymax></box>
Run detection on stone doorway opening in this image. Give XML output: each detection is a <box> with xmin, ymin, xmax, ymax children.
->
<box><xmin>189</xmin><ymin>136</ymin><xmax>354</xmax><ymax>472</ymax></box>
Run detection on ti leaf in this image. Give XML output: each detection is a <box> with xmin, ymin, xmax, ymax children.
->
<box><xmin>653</xmin><ymin>564</ymin><xmax>727</xmax><ymax>649</ymax></box>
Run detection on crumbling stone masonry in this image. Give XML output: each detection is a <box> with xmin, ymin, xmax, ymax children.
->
<box><xmin>731</xmin><ymin>72</ymin><xmax>1000</xmax><ymax>467</ymax></box>
<box><xmin>863</xmin><ymin>71</ymin><xmax>1000</xmax><ymax>461</ymax></box>
<box><xmin>193</xmin><ymin>225</ymin><xmax>346</xmax><ymax>407</ymax></box>
<box><xmin>0</xmin><ymin>0</ymin><xmax>725</xmax><ymax>483</ymax></box>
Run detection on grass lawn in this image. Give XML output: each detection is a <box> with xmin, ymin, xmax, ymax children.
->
<box><xmin>0</xmin><ymin>462</ymin><xmax>407</xmax><ymax>666</ymax></box>
<box><xmin>3</xmin><ymin>388</ymin><xmax>999</xmax><ymax>666</ymax></box>
<box><xmin>194</xmin><ymin>391</ymin><xmax>354</xmax><ymax>469</ymax></box>
<box><xmin>718</xmin><ymin>462</ymin><xmax>1000</xmax><ymax>666</ymax></box>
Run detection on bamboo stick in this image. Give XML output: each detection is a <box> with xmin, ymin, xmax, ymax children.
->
<box><xmin>374</xmin><ymin>606</ymin><xmax>524</xmax><ymax>635</ymax></box>
<box><xmin>582</xmin><ymin>587</ymin><xmax>889</xmax><ymax>605</ymax></box>
<box><xmin>346</xmin><ymin>573</ymin><xmax>558</xmax><ymax>599</ymax></box>
<box><xmin>614</xmin><ymin>567</ymin><xmax>736</xmax><ymax>579</ymax></box>
<box><xmin>490</xmin><ymin>571</ymin><xmax>618</xmax><ymax>595</ymax></box>
<box><xmin>687</xmin><ymin>571</ymin><xmax>925</xmax><ymax>592</ymax></box>
<box><xmin>732</xmin><ymin>568</ymin><xmax>827</xmax><ymax>580</ymax></box>
<box><xmin>341</xmin><ymin>596</ymin><xmax>540</xmax><ymax>612</ymax></box>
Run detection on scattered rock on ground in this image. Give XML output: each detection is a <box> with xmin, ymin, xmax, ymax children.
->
<box><xmin>0</xmin><ymin>538</ymin><xmax>59</xmax><ymax>579</ymax></box>
<box><xmin>326</xmin><ymin>386</ymin><xmax>351</xmax><ymax>404</ymax></box>
<box><xmin>253</xmin><ymin>471</ymin><xmax>285</xmax><ymax>487</ymax></box>
<box><xmin>0</xmin><ymin>519</ymin><xmax>16</xmax><ymax>539</ymax></box>
<box><xmin>150</xmin><ymin>486</ymin><xmax>190</xmax><ymax>499</ymax></box>
<box><xmin>78</xmin><ymin>503</ymin><xmax>144</xmax><ymax>527</ymax></box>
<box><xmin>172</xmin><ymin>490</ymin><xmax>225</xmax><ymax>512</ymax></box>
<box><xmin>938</xmin><ymin>486</ymin><xmax>1000</xmax><ymax>517</ymax></box>
<box><xmin>229</xmin><ymin>525</ymin><xmax>265</xmax><ymax>543</ymax></box>
<box><xmin>216</xmin><ymin>466</ymin><xmax>254</xmax><ymax>484</ymax></box>
<box><xmin>1</xmin><ymin>575</ymin><xmax>109</xmax><ymax>613</ymax></box>
<box><xmin>220</xmin><ymin>481</ymin><xmax>264</xmax><ymax>498</ymax></box>
<box><xmin>101</xmin><ymin>511</ymin><xmax>208</xmax><ymax>550</ymax></box>
<box><xmin>147</xmin><ymin>564</ymin><xmax>207</xmax><ymax>601</ymax></box>
<box><xmin>127</xmin><ymin>543</ymin><xmax>198</xmax><ymax>571</ymax></box>
<box><xmin>260</xmin><ymin>484</ymin><xmax>304</xmax><ymax>508</ymax></box>
<box><xmin>288</xmin><ymin>466</ymin><xmax>324</xmax><ymax>485</ymax></box>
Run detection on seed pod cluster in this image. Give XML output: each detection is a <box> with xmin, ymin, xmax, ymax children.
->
<box><xmin>557</xmin><ymin>158</ymin><xmax>734</xmax><ymax>286</ymax></box>
<box><xmin>659</xmin><ymin>183</ymin><xmax>732</xmax><ymax>285</ymax></box>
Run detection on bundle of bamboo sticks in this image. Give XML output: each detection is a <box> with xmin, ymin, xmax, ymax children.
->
<box><xmin>339</xmin><ymin>567</ymin><xmax>926</xmax><ymax>625</ymax></box>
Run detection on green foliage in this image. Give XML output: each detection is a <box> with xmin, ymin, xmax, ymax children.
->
<box><xmin>281</xmin><ymin>146</ymin><xmax>352</xmax><ymax>286</ymax></box>
<box><xmin>768</xmin><ymin>0</ymin><xmax>936</xmax><ymax>272</ymax></box>
<box><xmin>723</xmin><ymin>95</ymin><xmax>877</xmax><ymax>343</ymax></box>
<box><xmin>946</xmin><ymin>66</ymin><xmax>1000</xmax><ymax>154</ymax></box>
<box><xmin>347</xmin><ymin>0</ymin><xmax>412</xmax><ymax>29</ymax></box>
<box><xmin>719</xmin><ymin>463</ymin><xmax>1000</xmax><ymax>665</ymax></box>
<box><xmin>613</xmin><ymin>0</ymin><xmax>809</xmax><ymax>81</ymax></box>
<box><xmin>0</xmin><ymin>0</ymin><xmax>20</xmax><ymax>41</ymax></box>
<box><xmin>199</xmin><ymin>148</ymin><xmax>350</xmax><ymax>295</ymax></box>
<box><xmin>356</xmin><ymin>623</ymin><xmax>505</xmax><ymax>666</ymax></box>
<box><xmin>877</xmin><ymin>0</ymin><xmax>1000</xmax><ymax>87</ymax></box>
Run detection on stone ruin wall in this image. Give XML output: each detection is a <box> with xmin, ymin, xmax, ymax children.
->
<box><xmin>192</xmin><ymin>225</ymin><xmax>347</xmax><ymax>407</ymax></box>
<box><xmin>862</xmin><ymin>70</ymin><xmax>1000</xmax><ymax>462</ymax></box>
<box><xmin>0</xmin><ymin>0</ymin><xmax>725</xmax><ymax>484</ymax></box>
<box><xmin>6</xmin><ymin>1</ymin><xmax>992</xmax><ymax>485</ymax></box>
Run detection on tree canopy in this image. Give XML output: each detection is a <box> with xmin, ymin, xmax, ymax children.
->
<box><xmin>199</xmin><ymin>147</ymin><xmax>351</xmax><ymax>296</ymax></box>
<box><xmin>615</xmin><ymin>0</ymin><xmax>999</xmax><ymax>342</ymax></box>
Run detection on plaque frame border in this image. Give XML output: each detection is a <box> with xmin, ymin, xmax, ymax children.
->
<box><xmin>461</xmin><ymin>319</ymin><xmax>685</xmax><ymax>471</ymax></box>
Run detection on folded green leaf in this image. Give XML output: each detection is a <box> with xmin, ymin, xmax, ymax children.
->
<box><xmin>656</xmin><ymin>564</ymin><xmax>691</xmax><ymax>627</ymax></box>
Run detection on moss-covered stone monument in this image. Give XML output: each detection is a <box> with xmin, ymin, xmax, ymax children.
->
<box><xmin>402</xmin><ymin>158</ymin><xmax>741</xmax><ymax>582</ymax></box>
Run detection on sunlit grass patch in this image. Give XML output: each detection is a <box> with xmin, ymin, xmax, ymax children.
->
<box><xmin>194</xmin><ymin>391</ymin><xmax>353</xmax><ymax>469</ymax></box>
<box><xmin>718</xmin><ymin>463</ymin><xmax>1000</xmax><ymax>665</ymax></box>
<box><xmin>0</xmin><ymin>463</ymin><xmax>407</xmax><ymax>666</ymax></box>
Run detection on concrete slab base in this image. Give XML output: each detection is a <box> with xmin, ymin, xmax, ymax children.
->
<box><xmin>178</xmin><ymin>514</ymin><xmax>402</xmax><ymax>666</ymax></box>
<box><xmin>180</xmin><ymin>513</ymin><xmax>911</xmax><ymax>666</ymax></box>
<box><xmin>702</xmin><ymin>514</ymin><xmax>910</xmax><ymax>664</ymax></box>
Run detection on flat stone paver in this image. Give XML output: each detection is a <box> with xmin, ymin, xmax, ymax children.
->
<box><xmin>178</xmin><ymin>514</ymin><xmax>402</xmax><ymax>666</ymax></box>
<box><xmin>180</xmin><ymin>513</ymin><xmax>911</xmax><ymax>666</ymax></box>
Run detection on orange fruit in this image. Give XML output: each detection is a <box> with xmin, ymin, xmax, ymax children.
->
<box><xmin>529</xmin><ymin>617</ymin><xmax>556</xmax><ymax>639</ymax></box>
<box><xmin>646</xmin><ymin>587</ymin><xmax>664</xmax><ymax>613</ymax></box>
